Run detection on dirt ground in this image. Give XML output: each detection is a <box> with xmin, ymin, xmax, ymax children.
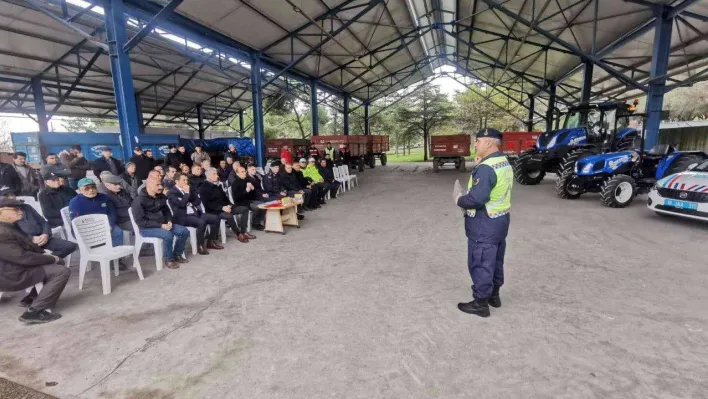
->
<box><xmin>0</xmin><ymin>162</ymin><xmax>707</xmax><ymax>399</ymax></box>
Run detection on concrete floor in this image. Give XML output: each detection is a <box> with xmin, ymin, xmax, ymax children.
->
<box><xmin>1</xmin><ymin>163</ymin><xmax>707</xmax><ymax>399</ymax></box>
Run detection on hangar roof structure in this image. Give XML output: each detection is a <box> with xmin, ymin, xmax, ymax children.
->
<box><xmin>0</xmin><ymin>0</ymin><xmax>706</xmax><ymax>160</ymax></box>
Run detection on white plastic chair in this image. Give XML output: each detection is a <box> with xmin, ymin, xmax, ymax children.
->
<box><xmin>333</xmin><ymin>167</ymin><xmax>348</xmax><ymax>192</ymax></box>
<box><xmin>341</xmin><ymin>165</ymin><xmax>358</xmax><ymax>188</ymax></box>
<box><xmin>72</xmin><ymin>214</ymin><xmax>141</xmax><ymax>295</ymax></box>
<box><xmin>129</xmin><ymin>208</ymin><xmax>166</xmax><ymax>271</ymax></box>
<box><xmin>16</xmin><ymin>200</ymin><xmax>72</xmax><ymax>266</ymax></box>
<box><xmin>166</xmin><ymin>201</ymin><xmax>198</xmax><ymax>256</ymax></box>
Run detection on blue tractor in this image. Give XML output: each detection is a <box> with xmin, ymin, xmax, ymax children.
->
<box><xmin>555</xmin><ymin>120</ymin><xmax>708</xmax><ymax>207</ymax></box>
<box><xmin>513</xmin><ymin>101</ymin><xmax>640</xmax><ymax>185</ymax></box>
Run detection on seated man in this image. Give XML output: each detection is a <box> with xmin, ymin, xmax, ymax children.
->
<box><xmin>38</xmin><ymin>171</ymin><xmax>77</xmax><ymax>228</ymax></box>
<box><xmin>153</xmin><ymin>165</ymin><xmax>164</xmax><ymax>180</ymax></box>
<box><xmin>217</xmin><ymin>160</ymin><xmax>230</xmax><ymax>183</ymax></box>
<box><xmin>281</xmin><ymin>163</ymin><xmax>312</xmax><ymax>211</ymax></box>
<box><xmin>303</xmin><ymin>158</ymin><xmax>328</xmax><ymax>205</ymax></box>
<box><xmin>230</xmin><ymin>166</ymin><xmax>265</xmax><ymax>230</ymax></box>
<box><xmin>263</xmin><ymin>161</ymin><xmax>287</xmax><ymax>200</ymax></box>
<box><xmin>120</xmin><ymin>162</ymin><xmax>139</xmax><ymax>198</ymax></box>
<box><xmin>189</xmin><ymin>164</ymin><xmax>206</xmax><ymax>189</ymax></box>
<box><xmin>69</xmin><ymin>178</ymin><xmax>124</xmax><ymax>253</ymax></box>
<box><xmin>318</xmin><ymin>158</ymin><xmax>341</xmax><ymax>199</ymax></box>
<box><xmin>293</xmin><ymin>160</ymin><xmax>320</xmax><ymax>209</ymax></box>
<box><xmin>199</xmin><ymin>167</ymin><xmax>254</xmax><ymax>243</ymax></box>
<box><xmin>200</xmin><ymin>159</ymin><xmax>211</xmax><ymax>171</ymax></box>
<box><xmin>0</xmin><ymin>197</ymin><xmax>70</xmax><ymax>324</ymax></box>
<box><xmin>101</xmin><ymin>174</ymin><xmax>133</xmax><ymax>232</ymax></box>
<box><xmin>168</xmin><ymin>173</ymin><xmax>223</xmax><ymax>255</ymax></box>
<box><xmin>162</xmin><ymin>166</ymin><xmax>177</xmax><ymax>191</ymax></box>
<box><xmin>131</xmin><ymin>179</ymin><xmax>190</xmax><ymax>269</ymax></box>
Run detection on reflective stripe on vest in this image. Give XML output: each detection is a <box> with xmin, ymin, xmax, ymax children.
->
<box><xmin>466</xmin><ymin>155</ymin><xmax>513</xmax><ymax>218</ymax></box>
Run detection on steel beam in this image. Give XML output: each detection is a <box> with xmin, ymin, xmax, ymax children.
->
<box><xmin>30</xmin><ymin>77</ymin><xmax>48</xmax><ymax>132</ymax></box>
<box><xmin>546</xmin><ymin>82</ymin><xmax>556</xmax><ymax>132</ymax></box>
<box><xmin>311</xmin><ymin>79</ymin><xmax>319</xmax><ymax>137</ymax></box>
<box><xmin>343</xmin><ymin>94</ymin><xmax>350</xmax><ymax>136</ymax></box>
<box><xmin>644</xmin><ymin>8</ymin><xmax>673</xmax><ymax>150</ymax></box>
<box><xmin>239</xmin><ymin>110</ymin><xmax>245</xmax><ymax>135</ymax></box>
<box><xmin>527</xmin><ymin>94</ymin><xmax>534</xmax><ymax>131</ymax></box>
<box><xmin>197</xmin><ymin>103</ymin><xmax>204</xmax><ymax>139</ymax></box>
<box><xmin>104</xmin><ymin>0</ymin><xmax>142</xmax><ymax>161</ymax></box>
<box><xmin>135</xmin><ymin>93</ymin><xmax>144</xmax><ymax>133</ymax></box>
<box><xmin>251</xmin><ymin>55</ymin><xmax>266</xmax><ymax>167</ymax></box>
<box><xmin>364</xmin><ymin>103</ymin><xmax>370</xmax><ymax>135</ymax></box>
<box><xmin>580</xmin><ymin>60</ymin><xmax>594</xmax><ymax>103</ymax></box>
<box><xmin>124</xmin><ymin>0</ymin><xmax>184</xmax><ymax>52</ymax></box>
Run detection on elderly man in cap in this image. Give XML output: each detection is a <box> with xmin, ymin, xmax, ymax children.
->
<box><xmin>93</xmin><ymin>147</ymin><xmax>124</xmax><ymax>180</ymax></box>
<box><xmin>0</xmin><ymin>197</ymin><xmax>71</xmax><ymax>324</ymax></box>
<box><xmin>69</xmin><ymin>178</ymin><xmax>124</xmax><ymax>252</ymax></box>
<box><xmin>455</xmin><ymin>128</ymin><xmax>513</xmax><ymax>318</ymax></box>
<box><xmin>101</xmin><ymin>174</ymin><xmax>134</xmax><ymax>233</ymax></box>
<box><xmin>38</xmin><ymin>171</ymin><xmax>77</xmax><ymax>228</ymax></box>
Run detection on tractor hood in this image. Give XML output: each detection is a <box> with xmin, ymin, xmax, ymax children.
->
<box><xmin>657</xmin><ymin>171</ymin><xmax>708</xmax><ymax>191</ymax></box>
<box><xmin>536</xmin><ymin>127</ymin><xmax>586</xmax><ymax>150</ymax></box>
<box><xmin>575</xmin><ymin>151</ymin><xmax>640</xmax><ymax>175</ymax></box>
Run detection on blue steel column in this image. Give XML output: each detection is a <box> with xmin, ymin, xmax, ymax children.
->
<box><xmin>196</xmin><ymin>103</ymin><xmax>204</xmax><ymax>140</ymax></box>
<box><xmin>527</xmin><ymin>94</ymin><xmax>534</xmax><ymax>132</ymax></box>
<box><xmin>104</xmin><ymin>0</ymin><xmax>141</xmax><ymax>161</ymax></box>
<box><xmin>311</xmin><ymin>79</ymin><xmax>319</xmax><ymax>136</ymax></box>
<box><xmin>30</xmin><ymin>77</ymin><xmax>48</xmax><ymax>132</ymax></box>
<box><xmin>545</xmin><ymin>81</ymin><xmax>556</xmax><ymax>133</ymax></box>
<box><xmin>580</xmin><ymin>60</ymin><xmax>594</xmax><ymax>104</ymax></box>
<box><xmin>250</xmin><ymin>54</ymin><xmax>266</xmax><ymax>166</ymax></box>
<box><xmin>135</xmin><ymin>94</ymin><xmax>144</xmax><ymax>133</ymax></box>
<box><xmin>644</xmin><ymin>8</ymin><xmax>673</xmax><ymax>150</ymax></box>
<box><xmin>364</xmin><ymin>103</ymin><xmax>370</xmax><ymax>135</ymax></box>
<box><xmin>343</xmin><ymin>94</ymin><xmax>350</xmax><ymax>135</ymax></box>
<box><xmin>238</xmin><ymin>110</ymin><xmax>244</xmax><ymax>135</ymax></box>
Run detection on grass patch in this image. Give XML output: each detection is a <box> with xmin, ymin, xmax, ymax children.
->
<box><xmin>387</xmin><ymin>147</ymin><xmax>476</xmax><ymax>163</ymax></box>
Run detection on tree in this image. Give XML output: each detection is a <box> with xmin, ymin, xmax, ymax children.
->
<box><xmin>663</xmin><ymin>81</ymin><xmax>708</xmax><ymax>121</ymax></box>
<box><xmin>455</xmin><ymin>85</ymin><xmax>526</xmax><ymax>133</ymax></box>
<box><xmin>0</xmin><ymin>119</ymin><xmax>11</xmax><ymax>152</ymax></box>
<box><xmin>395</xmin><ymin>86</ymin><xmax>455</xmax><ymax>160</ymax></box>
<box><xmin>60</xmin><ymin>117</ymin><xmax>118</xmax><ymax>132</ymax></box>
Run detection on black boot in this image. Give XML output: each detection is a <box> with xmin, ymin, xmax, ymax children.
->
<box><xmin>457</xmin><ymin>298</ymin><xmax>490</xmax><ymax>317</ymax></box>
<box><xmin>489</xmin><ymin>286</ymin><xmax>502</xmax><ymax>308</ymax></box>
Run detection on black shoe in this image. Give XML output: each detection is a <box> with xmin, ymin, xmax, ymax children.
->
<box><xmin>19</xmin><ymin>309</ymin><xmax>62</xmax><ymax>324</ymax></box>
<box><xmin>118</xmin><ymin>259</ymin><xmax>129</xmax><ymax>271</ymax></box>
<box><xmin>457</xmin><ymin>299</ymin><xmax>490</xmax><ymax>317</ymax></box>
<box><xmin>471</xmin><ymin>285</ymin><xmax>502</xmax><ymax>308</ymax></box>
<box><xmin>252</xmin><ymin>224</ymin><xmax>265</xmax><ymax>231</ymax></box>
<box><xmin>197</xmin><ymin>245</ymin><xmax>210</xmax><ymax>255</ymax></box>
<box><xmin>297</xmin><ymin>214</ymin><xmax>304</xmax><ymax>220</ymax></box>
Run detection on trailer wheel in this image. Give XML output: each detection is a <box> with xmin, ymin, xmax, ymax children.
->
<box><xmin>458</xmin><ymin>157</ymin><xmax>466</xmax><ymax>173</ymax></box>
<box><xmin>433</xmin><ymin>159</ymin><xmax>439</xmax><ymax>173</ymax></box>
<box><xmin>368</xmin><ymin>154</ymin><xmax>376</xmax><ymax>169</ymax></box>
<box><xmin>358</xmin><ymin>157</ymin><xmax>365</xmax><ymax>172</ymax></box>
<box><xmin>380</xmin><ymin>153</ymin><xmax>387</xmax><ymax>166</ymax></box>
<box><xmin>600</xmin><ymin>175</ymin><xmax>636</xmax><ymax>208</ymax></box>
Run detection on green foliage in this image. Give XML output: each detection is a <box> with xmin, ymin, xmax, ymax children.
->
<box><xmin>454</xmin><ymin>86</ymin><xmax>526</xmax><ymax>133</ymax></box>
<box><xmin>663</xmin><ymin>81</ymin><xmax>708</xmax><ymax>121</ymax></box>
<box><xmin>395</xmin><ymin>86</ymin><xmax>456</xmax><ymax>160</ymax></box>
<box><xmin>60</xmin><ymin>117</ymin><xmax>118</xmax><ymax>132</ymax></box>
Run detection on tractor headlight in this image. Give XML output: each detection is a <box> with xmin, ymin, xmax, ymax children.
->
<box><xmin>547</xmin><ymin>135</ymin><xmax>558</xmax><ymax>149</ymax></box>
<box><xmin>582</xmin><ymin>163</ymin><xmax>593</xmax><ymax>174</ymax></box>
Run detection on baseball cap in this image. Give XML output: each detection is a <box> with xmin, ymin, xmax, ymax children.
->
<box><xmin>0</xmin><ymin>187</ymin><xmax>16</xmax><ymax>196</ymax></box>
<box><xmin>299</xmin><ymin>158</ymin><xmax>307</xmax><ymax>163</ymax></box>
<box><xmin>42</xmin><ymin>171</ymin><xmax>61</xmax><ymax>180</ymax></box>
<box><xmin>133</xmin><ymin>146</ymin><xmax>143</xmax><ymax>151</ymax></box>
<box><xmin>77</xmin><ymin>177</ymin><xmax>97</xmax><ymax>188</ymax></box>
<box><xmin>102</xmin><ymin>174</ymin><xmax>123</xmax><ymax>185</ymax></box>
<box><xmin>169</xmin><ymin>144</ymin><xmax>176</xmax><ymax>149</ymax></box>
<box><xmin>0</xmin><ymin>198</ymin><xmax>24</xmax><ymax>208</ymax></box>
<box><xmin>308</xmin><ymin>157</ymin><xmax>316</xmax><ymax>162</ymax></box>
<box><xmin>102</xmin><ymin>146</ymin><xmax>112</xmax><ymax>152</ymax></box>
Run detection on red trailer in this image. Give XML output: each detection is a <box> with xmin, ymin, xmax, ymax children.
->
<box><xmin>311</xmin><ymin>135</ymin><xmax>388</xmax><ymax>171</ymax></box>
<box><xmin>365</xmin><ymin>135</ymin><xmax>390</xmax><ymax>168</ymax></box>
<box><xmin>430</xmin><ymin>135</ymin><xmax>471</xmax><ymax>173</ymax></box>
<box><xmin>502</xmin><ymin>131</ymin><xmax>539</xmax><ymax>160</ymax></box>
<box><xmin>266</xmin><ymin>139</ymin><xmax>310</xmax><ymax>160</ymax></box>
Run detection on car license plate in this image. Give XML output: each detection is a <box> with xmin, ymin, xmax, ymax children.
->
<box><xmin>664</xmin><ymin>199</ymin><xmax>698</xmax><ymax>210</ymax></box>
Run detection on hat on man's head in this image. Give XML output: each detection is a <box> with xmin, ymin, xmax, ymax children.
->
<box><xmin>270</xmin><ymin>160</ymin><xmax>281</xmax><ymax>168</ymax></box>
<box><xmin>0</xmin><ymin>186</ymin><xmax>16</xmax><ymax>197</ymax></box>
<box><xmin>308</xmin><ymin>157</ymin><xmax>316</xmax><ymax>162</ymax></box>
<box><xmin>477</xmin><ymin>128</ymin><xmax>503</xmax><ymax>140</ymax></box>
<box><xmin>299</xmin><ymin>158</ymin><xmax>307</xmax><ymax>163</ymax></box>
<box><xmin>77</xmin><ymin>177</ymin><xmax>96</xmax><ymax>188</ymax></box>
<box><xmin>133</xmin><ymin>146</ymin><xmax>142</xmax><ymax>151</ymax></box>
<box><xmin>169</xmin><ymin>144</ymin><xmax>176</xmax><ymax>149</ymax></box>
<box><xmin>102</xmin><ymin>174</ymin><xmax>123</xmax><ymax>185</ymax></box>
<box><xmin>42</xmin><ymin>171</ymin><xmax>60</xmax><ymax>181</ymax></box>
<box><xmin>102</xmin><ymin>146</ymin><xmax>112</xmax><ymax>152</ymax></box>
<box><xmin>0</xmin><ymin>197</ymin><xmax>24</xmax><ymax>208</ymax></box>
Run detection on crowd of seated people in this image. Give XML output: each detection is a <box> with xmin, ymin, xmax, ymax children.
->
<box><xmin>0</xmin><ymin>143</ymin><xmax>357</xmax><ymax>325</ymax></box>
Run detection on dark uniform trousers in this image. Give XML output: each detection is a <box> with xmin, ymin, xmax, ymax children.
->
<box><xmin>219</xmin><ymin>207</ymin><xmax>249</xmax><ymax>235</ymax></box>
<box><xmin>468</xmin><ymin>239</ymin><xmax>506</xmax><ymax>300</ymax></box>
<box><xmin>31</xmin><ymin>264</ymin><xmax>71</xmax><ymax>311</ymax></box>
<box><xmin>183</xmin><ymin>214</ymin><xmax>219</xmax><ymax>245</ymax></box>
<box><xmin>43</xmin><ymin>237</ymin><xmax>78</xmax><ymax>259</ymax></box>
<box><xmin>247</xmin><ymin>201</ymin><xmax>265</xmax><ymax>226</ymax></box>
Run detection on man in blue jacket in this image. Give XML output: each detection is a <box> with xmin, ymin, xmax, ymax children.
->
<box><xmin>69</xmin><ymin>177</ymin><xmax>123</xmax><ymax>249</ymax></box>
<box><xmin>455</xmin><ymin>128</ymin><xmax>513</xmax><ymax>318</ymax></box>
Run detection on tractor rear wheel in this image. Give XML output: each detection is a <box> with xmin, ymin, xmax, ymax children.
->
<box><xmin>555</xmin><ymin>170</ymin><xmax>582</xmax><ymax>199</ymax></box>
<box><xmin>559</xmin><ymin>148</ymin><xmax>596</xmax><ymax>176</ymax></box>
<box><xmin>457</xmin><ymin>157</ymin><xmax>466</xmax><ymax>173</ymax></box>
<box><xmin>368</xmin><ymin>154</ymin><xmax>376</xmax><ymax>168</ymax></box>
<box><xmin>433</xmin><ymin>159</ymin><xmax>440</xmax><ymax>173</ymax></box>
<box><xmin>380</xmin><ymin>153</ymin><xmax>387</xmax><ymax>166</ymax></box>
<box><xmin>600</xmin><ymin>175</ymin><xmax>637</xmax><ymax>208</ymax></box>
<box><xmin>358</xmin><ymin>157</ymin><xmax>365</xmax><ymax>172</ymax></box>
<box><xmin>665</xmin><ymin>154</ymin><xmax>704</xmax><ymax>176</ymax></box>
<box><xmin>512</xmin><ymin>152</ymin><xmax>545</xmax><ymax>185</ymax></box>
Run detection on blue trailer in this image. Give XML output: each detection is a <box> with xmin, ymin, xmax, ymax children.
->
<box><xmin>10</xmin><ymin>132</ymin><xmax>180</xmax><ymax>164</ymax></box>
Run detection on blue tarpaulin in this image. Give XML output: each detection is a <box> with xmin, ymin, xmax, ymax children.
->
<box><xmin>179</xmin><ymin>137</ymin><xmax>255</xmax><ymax>156</ymax></box>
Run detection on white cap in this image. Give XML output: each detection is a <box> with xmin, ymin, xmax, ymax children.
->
<box><xmin>308</xmin><ymin>157</ymin><xmax>316</xmax><ymax>162</ymax></box>
<box><xmin>299</xmin><ymin>158</ymin><xmax>307</xmax><ymax>163</ymax></box>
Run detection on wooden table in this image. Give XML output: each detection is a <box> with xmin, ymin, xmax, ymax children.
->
<box><xmin>258</xmin><ymin>200</ymin><xmax>303</xmax><ymax>234</ymax></box>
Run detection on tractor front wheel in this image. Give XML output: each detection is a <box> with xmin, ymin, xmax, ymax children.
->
<box><xmin>555</xmin><ymin>170</ymin><xmax>583</xmax><ymax>199</ymax></box>
<box><xmin>600</xmin><ymin>175</ymin><xmax>637</xmax><ymax>208</ymax></box>
<box><xmin>513</xmin><ymin>152</ymin><xmax>545</xmax><ymax>185</ymax></box>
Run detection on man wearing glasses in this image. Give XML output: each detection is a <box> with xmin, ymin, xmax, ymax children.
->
<box><xmin>68</xmin><ymin>178</ymin><xmax>125</xmax><ymax>259</ymax></box>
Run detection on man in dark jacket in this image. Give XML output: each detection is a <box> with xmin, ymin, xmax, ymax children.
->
<box><xmin>246</xmin><ymin>163</ymin><xmax>269</xmax><ymax>202</ymax></box>
<box><xmin>0</xmin><ymin>162</ymin><xmax>22</xmax><ymax>194</ymax></box>
<box><xmin>101</xmin><ymin>174</ymin><xmax>133</xmax><ymax>232</ymax></box>
<box><xmin>318</xmin><ymin>158</ymin><xmax>341</xmax><ymax>199</ymax></box>
<box><xmin>129</xmin><ymin>146</ymin><xmax>153</xmax><ymax>182</ymax></box>
<box><xmin>217</xmin><ymin>160</ymin><xmax>231</xmax><ymax>183</ymax></box>
<box><xmin>165</xmin><ymin>144</ymin><xmax>182</xmax><ymax>169</ymax></box>
<box><xmin>1</xmin><ymin>189</ymin><xmax>77</xmax><ymax>259</ymax></box>
<box><xmin>59</xmin><ymin>145</ymin><xmax>90</xmax><ymax>189</ymax></box>
<box><xmin>92</xmin><ymin>147</ymin><xmax>124</xmax><ymax>179</ymax></box>
<box><xmin>12</xmin><ymin>152</ymin><xmax>43</xmax><ymax>198</ymax></box>
<box><xmin>224</xmin><ymin>144</ymin><xmax>239</xmax><ymax>162</ymax></box>
<box><xmin>38</xmin><ymin>171</ymin><xmax>77</xmax><ymax>228</ymax></box>
<box><xmin>230</xmin><ymin>166</ymin><xmax>265</xmax><ymax>230</ymax></box>
<box><xmin>199</xmin><ymin>167</ymin><xmax>253</xmax><ymax>243</ymax></box>
<box><xmin>263</xmin><ymin>161</ymin><xmax>287</xmax><ymax>200</ymax></box>
<box><xmin>189</xmin><ymin>164</ymin><xmax>206</xmax><ymax>189</ymax></box>
<box><xmin>120</xmin><ymin>162</ymin><xmax>139</xmax><ymax>198</ymax></box>
<box><xmin>0</xmin><ymin>197</ymin><xmax>70</xmax><ymax>324</ymax></box>
<box><xmin>131</xmin><ymin>179</ymin><xmax>189</xmax><ymax>269</ymax></box>
<box><xmin>40</xmin><ymin>153</ymin><xmax>70</xmax><ymax>178</ymax></box>
<box><xmin>168</xmin><ymin>173</ymin><xmax>222</xmax><ymax>255</ymax></box>
<box><xmin>281</xmin><ymin>163</ymin><xmax>312</xmax><ymax>212</ymax></box>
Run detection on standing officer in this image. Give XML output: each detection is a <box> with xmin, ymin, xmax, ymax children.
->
<box><xmin>455</xmin><ymin>128</ymin><xmax>513</xmax><ymax>317</ymax></box>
